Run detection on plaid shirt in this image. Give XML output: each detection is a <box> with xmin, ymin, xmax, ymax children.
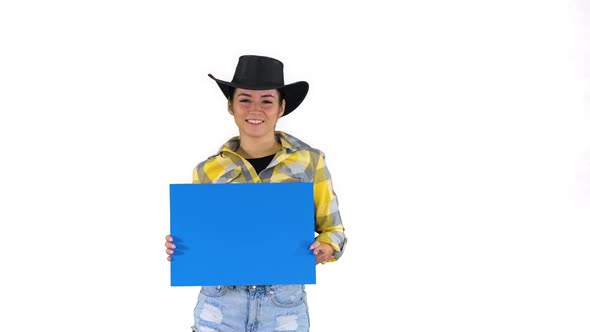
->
<box><xmin>193</xmin><ymin>131</ymin><xmax>347</xmax><ymax>260</ymax></box>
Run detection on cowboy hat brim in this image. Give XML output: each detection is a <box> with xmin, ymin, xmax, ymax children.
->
<box><xmin>208</xmin><ymin>74</ymin><xmax>309</xmax><ymax>117</ymax></box>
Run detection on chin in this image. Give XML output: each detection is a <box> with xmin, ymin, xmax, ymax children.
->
<box><xmin>240</xmin><ymin>127</ymin><xmax>272</xmax><ymax>137</ymax></box>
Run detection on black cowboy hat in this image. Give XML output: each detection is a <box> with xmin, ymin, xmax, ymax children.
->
<box><xmin>208</xmin><ymin>55</ymin><xmax>309</xmax><ymax>117</ymax></box>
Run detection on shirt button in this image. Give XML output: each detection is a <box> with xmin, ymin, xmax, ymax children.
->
<box><xmin>251</xmin><ymin>286</ymin><xmax>256</xmax><ymax>289</ymax></box>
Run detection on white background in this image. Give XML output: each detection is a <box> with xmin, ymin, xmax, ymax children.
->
<box><xmin>1</xmin><ymin>1</ymin><xmax>589</xmax><ymax>331</ymax></box>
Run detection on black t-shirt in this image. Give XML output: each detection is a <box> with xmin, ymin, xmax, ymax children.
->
<box><xmin>246</xmin><ymin>154</ymin><xmax>276</xmax><ymax>175</ymax></box>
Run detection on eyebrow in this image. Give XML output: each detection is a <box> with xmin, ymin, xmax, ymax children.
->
<box><xmin>237</xmin><ymin>93</ymin><xmax>275</xmax><ymax>98</ymax></box>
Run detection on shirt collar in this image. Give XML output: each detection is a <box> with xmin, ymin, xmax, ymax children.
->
<box><xmin>218</xmin><ymin>131</ymin><xmax>302</xmax><ymax>155</ymax></box>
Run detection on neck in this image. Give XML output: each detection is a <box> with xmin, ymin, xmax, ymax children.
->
<box><xmin>237</xmin><ymin>132</ymin><xmax>282</xmax><ymax>159</ymax></box>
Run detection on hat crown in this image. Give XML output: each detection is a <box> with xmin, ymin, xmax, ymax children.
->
<box><xmin>231</xmin><ymin>55</ymin><xmax>285</xmax><ymax>87</ymax></box>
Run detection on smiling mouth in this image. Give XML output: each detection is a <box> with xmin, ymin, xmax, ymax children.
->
<box><xmin>246</xmin><ymin>119</ymin><xmax>264</xmax><ymax>124</ymax></box>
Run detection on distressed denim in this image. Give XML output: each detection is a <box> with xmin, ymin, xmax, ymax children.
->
<box><xmin>192</xmin><ymin>285</ymin><xmax>310</xmax><ymax>332</ymax></box>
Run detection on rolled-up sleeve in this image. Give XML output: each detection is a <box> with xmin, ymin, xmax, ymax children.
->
<box><xmin>313</xmin><ymin>152</ymin><xmax>347</xmax><ymax>261</ymax></box>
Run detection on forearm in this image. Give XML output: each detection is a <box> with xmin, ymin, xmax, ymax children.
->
<box><xmin>313</xmin><ymin>153</ymin><xmax>347</xmax><ymax>260</ymax></box>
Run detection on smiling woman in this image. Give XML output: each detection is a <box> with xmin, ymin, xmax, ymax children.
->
<box><xmin>165</xmin><ymin>55</ymin><xmax>347</xmax><ymax>332</ymax></box>
<box><xmin>229</xmin><ymin>88</ymin><xmax>285</xmax><ymax>158</ymax></box>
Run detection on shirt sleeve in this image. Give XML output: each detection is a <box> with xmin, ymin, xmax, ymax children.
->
<box><xmin>193</xmin><ymin>158</ymin><xmax>214</xmax><ymax>184</ymax></box>
<box><xmin>313</xmin><ymin>152</ymin><xmax>347</xmax><ymax>261</ymax></box>
<box><xmin>192</xmin><ymin>165</ymin><xmax>201</xmax><ymax>184</ymax></box>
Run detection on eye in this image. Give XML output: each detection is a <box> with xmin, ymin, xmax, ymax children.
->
<box><xmin>262</xmin><ymin>100</ymin><xmax>273</xmax><ymax>104</ymax></box>
<box><xmin>239</xmin><ymin>99</ymin><xmax>251</xmax><ymax>103</ymax></box>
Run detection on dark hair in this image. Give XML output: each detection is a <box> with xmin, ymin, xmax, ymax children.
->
<box><xmin>228</xmin><ymin>87</ymin><xmax>285</xmax><ymax>105</ymax></box>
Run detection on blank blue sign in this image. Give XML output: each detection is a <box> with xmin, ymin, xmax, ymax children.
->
<box><xmin>169</xmin><ymin>183</ymin><xmax>316</xmax><ymax>286</ymax></box>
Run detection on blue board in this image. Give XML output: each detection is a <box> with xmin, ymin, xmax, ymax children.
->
<box><xmin>169</xmin><ymin>183</ymin><xmax>316</xmax><ymax>286</ymax></box>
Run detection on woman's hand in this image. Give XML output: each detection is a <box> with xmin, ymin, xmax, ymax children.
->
<box><xmin>165</xmin><ymin>235</ymin><xmax>175</xmax><ymax>261</ymax></box>
<box><xmin>309</xmin><ymin>240</ymin><xmax>335</xmax><ymax>265</ymax></box>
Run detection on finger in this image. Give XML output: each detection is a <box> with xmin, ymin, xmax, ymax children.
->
<box><xmin>166</xmin><ymin>235</ymin><xmax>174</xmax><ymax>242</ymax></box>
<box><xmin>167</xmin><ymin>255</ymin><xmax>172</xmax><ymax>261</ymax></box>
<box><xmin>321</xmin><ymin>256</ymin><xmax>334</xmax><ymax>264</ymax></box>
<box><xmin>316</xmin><ymin>254</ymin><xmax>328</xmax><ymax>265</ymax></box>
<box><xmin>309</xmin><ymin>241</ymin><xmax>320</xmax><ymax>250</ymax></box>
<box><xmin>165</xmin><ymin>241</ymin><xmax>176</xmax><ymax>249</ymax></box>
<box><xmin>166</xmin><ymin>248</ymin><xmax>174</xmax><ymax>255</ymax></box>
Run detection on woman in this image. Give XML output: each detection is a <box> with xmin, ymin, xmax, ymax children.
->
<box><xmin>165</xmin><ymin>55</ymin><xmax>347</xmax><ymax>332</ymax></box>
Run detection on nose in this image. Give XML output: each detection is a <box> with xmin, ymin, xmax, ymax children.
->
<box><xmin>249</xmin><ymin>101</ymin><xmax>263</xmax><ymax>112</ymax></box>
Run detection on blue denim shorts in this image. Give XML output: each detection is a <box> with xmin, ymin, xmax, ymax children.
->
<box><xmin>191</xmin><ymin>284</ymin><xmax>310</xmax><ymax>332</ymax></box>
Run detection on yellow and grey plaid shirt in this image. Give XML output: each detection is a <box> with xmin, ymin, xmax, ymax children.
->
<box><xmin>192</xmin><ymin>131</ymin><xmax>347</xmax><ymax>260</ymax></box>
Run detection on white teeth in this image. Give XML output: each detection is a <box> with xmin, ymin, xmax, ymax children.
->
<box><xmin>247</xmin><ymin>120</ymin><xmax>263</xmax><ymax>124</ymax></box>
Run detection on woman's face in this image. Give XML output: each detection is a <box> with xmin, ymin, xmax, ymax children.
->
<box><xmin>229</xmin><ymin>88</ymin><xmax>285</xmax><ymax>139</ymax></box>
